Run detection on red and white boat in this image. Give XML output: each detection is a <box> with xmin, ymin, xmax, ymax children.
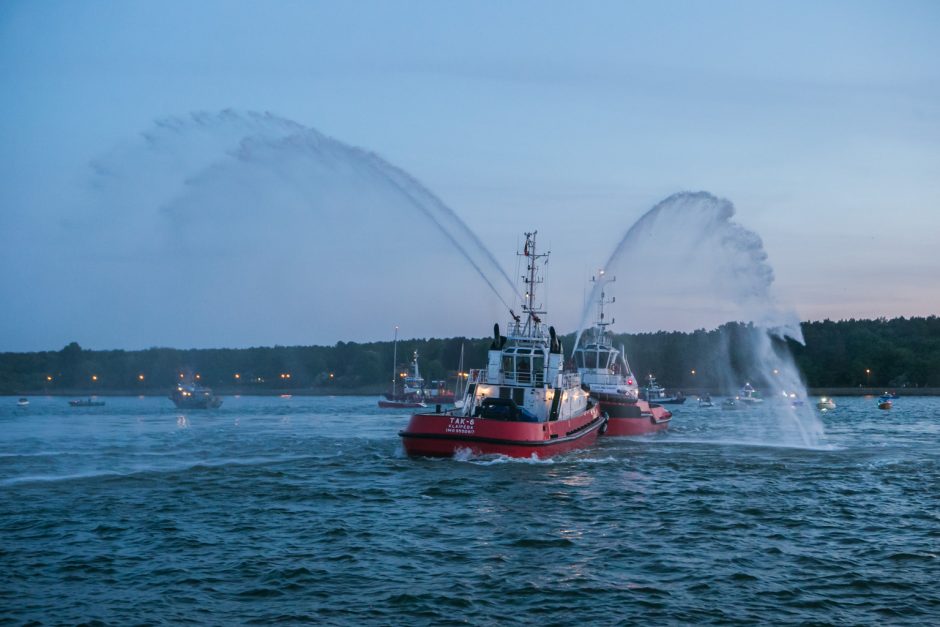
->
<box><xmin>379</xmin><ymin>329</ymin><xmax>455</xmax><ymax>408</ymax></box>
<box><xmin>400</xmin><ymin>231</ymin><xmax>605</xmax><ymax>458</ymax></box>
<box><xmin>379</xmin><ymin>348</ymin><xmax>428</xmax><ymax>409</ymax></box>
<box><xmin>574</xmin><ymin>271</ymin><xmax>671</xmax><ymax>436</ymax></box>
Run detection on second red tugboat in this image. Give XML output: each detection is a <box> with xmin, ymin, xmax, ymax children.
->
<box><xmin>399</xmin><ymin>231</ymin><xmax>605</xmax><ymax>458</ymax></box>
<box><xmin>574</xmin><ymin>271</ymin><xmax>671</xmax><ymax>436</ymax></box>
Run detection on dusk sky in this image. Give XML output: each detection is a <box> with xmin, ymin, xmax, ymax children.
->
<box><xmin>1</xmin><ymin>1</ymin><xmax>938</xmax><ymax>351</ymax></box>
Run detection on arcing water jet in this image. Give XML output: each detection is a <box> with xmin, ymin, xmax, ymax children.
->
<box><xmin>576</xmin><ymin>191</ymin><xmax>824</xmax><ymax>446</ymax></box>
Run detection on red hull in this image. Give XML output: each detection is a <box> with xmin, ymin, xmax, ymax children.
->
<box><xmin>595</xmin><ymin>396</ymin><xmax>671</xmax><ymax>436</ymax></box>
<box><xmin>399</xmin><ymin>405</ymin><xmax>603</xmax><ymax>459</ymax></box>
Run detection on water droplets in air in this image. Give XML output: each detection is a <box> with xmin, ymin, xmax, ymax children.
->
<box><xmin>577</xmin><ymin>192</ymin><xmax>824</xmax><ymax>447</ymax></box>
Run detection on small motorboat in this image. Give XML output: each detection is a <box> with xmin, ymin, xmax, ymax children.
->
<box><xmin>877</xmin><ymin>394</ymin><xmax>893</xmax><ymax>410</ymax></box>
<box><xmin>817</xmin><ymin>397</ymin><xmax>836</xmax><ymax>411</ymax></box>
<box><xmin>698</xmin><ymin>394</ymin><xmax>714</xmax><ymax>407</ymax></box>
<box><xmin>16</xmin><ymin>398</ymin><xmax>29</xmax><ymax>407</ymax></box>
<box><xmin>169</xmin><ymin>382</ymin><xmax>223</xmax><ymax>409</ymax></box>
<box><xmin>640</xmin><ymin>375</ymin><xmax>686</xmax><ymax>404</ymax></box>
<box><xmin>722</xmin><ymin>397</ymin><xmax>739</xmax><ymax>410</ymax></box>
<box><xmin>782</xmin><ymin>391</ymin><xmax>804</xmax><ymax>407</ymax></box>
<box><xmin>738</xmin><ymin>383</ymin><xmax>763</xmax><ymax>404</ymax></box>
<box><xmin>69</xmin><ymin>398</ymin><xmax>105</xmax><ymax>407</ymax></box>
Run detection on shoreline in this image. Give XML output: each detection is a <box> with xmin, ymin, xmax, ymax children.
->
<box><xmin>6</xmin><ymin>387</ymin><xmax>940</xmax><ymax>398</ymax></box>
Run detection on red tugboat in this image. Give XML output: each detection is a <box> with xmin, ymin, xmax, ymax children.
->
<box><xmin>399</xmin><ymin>231</ymin><xmax>605</xmax><ymax>458</ymax></box>
<box><xmin>574</xmin><ymin>271</ymin><xmax>671</xmax><ymax>436</ymax></box>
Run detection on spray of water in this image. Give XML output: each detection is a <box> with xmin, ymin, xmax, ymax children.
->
<box><xmin>77</xmin><ymin>110</ymin><xmax>518</xmax><ymax>346</ymax></box>
<box><xmin>575</xmin><ymin>191</ymin><xmax>824</xmax><ymax>446</ymax></box>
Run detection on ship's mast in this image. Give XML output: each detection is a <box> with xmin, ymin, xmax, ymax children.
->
<box><xmin>519</xmin><ymin>231</ymin><xmax>550</xmax><ymax>335</ymax></box>
<box><xmin>391</xmin><ymin>325</ymin><xmax>399</xmax><ymax>394</ymax></box>
<box><xmin>591</xmin><ymin>270</ymin><xmax>616</xmax><ymax>337</ymax></box>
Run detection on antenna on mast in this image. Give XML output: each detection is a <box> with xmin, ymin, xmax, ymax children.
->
<box><xmin>591</xmin><ymin>269</ymin><xmax>616</xmax><ymax>332</ymax></box>
<box><xmin>518</xmin><ymin>231</ymin><xmax>550</xmax><ymax>334</ymax></box>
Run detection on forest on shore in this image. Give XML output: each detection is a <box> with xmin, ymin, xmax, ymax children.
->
<box><xmin>2</xmin><ymin>316</ymin><xmax>938</xmax><ymax>395</ymax></box>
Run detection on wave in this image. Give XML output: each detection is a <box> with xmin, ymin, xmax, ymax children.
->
<box><xmin>0</xmin><ymin>454</ymin><xmax>315</xmax><ymax>487</ymax></box>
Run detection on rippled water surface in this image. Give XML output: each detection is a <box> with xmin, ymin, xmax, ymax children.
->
<box><xmin>2</xmin><ymin>395</ymin><xmax>939</xmax><ymax>625</ymax></box>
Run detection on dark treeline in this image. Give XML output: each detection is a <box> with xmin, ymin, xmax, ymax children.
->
<box><xmin>2</xmin><ymin>317</ymin><xmax>938</xmax><ymax>395</ymax></box>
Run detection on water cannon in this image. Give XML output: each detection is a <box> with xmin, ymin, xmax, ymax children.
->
<box><xmin>491</xmin><ymin>323</ymin><xmax>507</xmax><ymax>349</ymax></box>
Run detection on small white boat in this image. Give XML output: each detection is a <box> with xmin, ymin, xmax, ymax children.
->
<box><xmin>16</xmin><ymin>397</ymin><xmax>29</xmax><ymax>407</ymax></box>
<box><xmin>738</xmin><ymin>383</ymin><xmax>763</xmax><ymax>404</ymax></box>
<box><xmin>698</xmin><ymin>394</ymin><xmax>714</xmax><ymax>407</ymax></box>
<box><xmin>817</xmin><ymin>397</ymin><xmax>836</xmax><ymax>411</ymax></box>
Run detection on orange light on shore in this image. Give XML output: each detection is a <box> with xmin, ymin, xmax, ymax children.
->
<box><xmin>179</xmin><ymin>373</ymin><xmax>185</xmax><ymax>379</ymax></box>
<box><xmin>329</xmin><ymin>373</ymin><xmax>334</xmax><ymax>379</ymax></box>
<box><xmin>234</xmin><ymin>373</ymin><xmax>241</xmax><ymax>380</ymax></box>
<box><xmin>195</xmin><ymin>374</ymin><xmax>201</xmax><ymax>380</ymax></box>
<box><xmin>46</xmin><ymin>375</ymin><xmax>53</xmax><ymax>382</ymax></box>
<box><xmin>138</xmin><ymin>374</ymin><xmax>145</xmax><ymax>381</ymax></box>
<box><xmin>91</xmin><ymin>375</ymin><xmax>98</xmax><ymax>382</ymax></box>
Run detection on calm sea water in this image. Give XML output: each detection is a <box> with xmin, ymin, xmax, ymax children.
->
<box><xmin>1</xmin><ymin>395</ymin><xmax>938</xmax><ymax>625</ymax></box>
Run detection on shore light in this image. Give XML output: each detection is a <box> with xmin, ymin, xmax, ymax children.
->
<box><xmin>234</xmin><ymin>373</ymin><xmax>241</xmax><ymax>380</ymax></box>
<box><xmin>91</xmin><ymin>375</ymin><xmax>98</xmax><ymax>381</ymax></box>
<box><xmin>138</xmin><ymin>374</ymin><xmax>145</xmax><ymax>381</ymax></box>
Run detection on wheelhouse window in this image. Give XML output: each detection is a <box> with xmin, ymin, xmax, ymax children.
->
<box><xmin>502</xmin><ymin>347</ymin><xmax>546</xmax><ymax>384</ymax></box>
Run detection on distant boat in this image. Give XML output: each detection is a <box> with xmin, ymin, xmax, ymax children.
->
<box><xmin>817</xmin><ymin>397</ymin><xmax>836</xmax><ymax>411</ymax></box>
<box><xmin>16</xmin><ymin>398</ymin><xmax>29</xmax><ymax>407</ymax></box>
<box><xmin>783</xmin><ymin>391</ymin><xmax>804</xmax><ymax>407</ymax></box>
<box><xmin>877</xmin><ymin>394</ymin><xmax>893</xmax><ymax>410</ymax></box>
<box><xmin>722</xmin><ymin>397</ymin><xmax>739</xmax><ymax>410</ymax></box>
<box><xmin>170</xmin><ymin>382</ymin><xmax>223</xmax><ymax>409</ymax></box>
<box><xmin>698</xmin><ymin>394</ymin><xmax>714</xmax><ymax>407</ymax></box>
<box><xmin>738</xmin><ymin>382</ymin><xmax>763</xmax><ymax>404</ymax></box>
<box><xmin>640</xmin><ymin>375</ymin><xmax>686</xmax><ymax>405</ymax></box>
<box><xmin>69</xmin><ymin>398</ymin><xmax>105</xmax><ymax>407</ymax></box>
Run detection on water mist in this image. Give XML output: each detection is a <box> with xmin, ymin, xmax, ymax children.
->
<box><xmin>73</xmin><ymin>110</ymin><xmax>518</xmax><ymax>347</ymax></box>
<box><xmin>577</xmin><ymin>192</ymin><xmax>824</xmax><ymax>447</ymax></box>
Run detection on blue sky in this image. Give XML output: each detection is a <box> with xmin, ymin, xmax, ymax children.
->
<box><xmin>1</xmin><ymin>1</ymin><xmax>938</xmax><ymax>350</ymax></box>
